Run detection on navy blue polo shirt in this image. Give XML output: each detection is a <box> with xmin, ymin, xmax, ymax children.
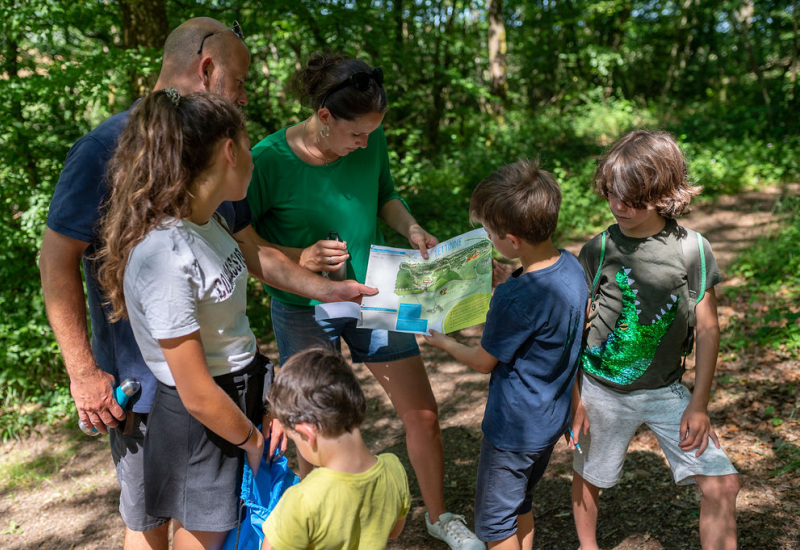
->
<box><xmin>47</xmin><ymin>103</ymin><xmax>252</xmax><ymax>413</ymax></box>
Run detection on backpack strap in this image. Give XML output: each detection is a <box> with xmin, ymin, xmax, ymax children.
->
<box><xmin>681</xmin><ymin>228</ymin><xmax>707</xmax><ymax>356</ymax></box>
<box><xmin>590</xmin><ymin>230</ymin><xmax>607</xmax><ymax>302</ymax></box>
<box><xmin>681</xmin><ymin>228</ymin><xmax>706</xmax><ymax>309</ymax></box>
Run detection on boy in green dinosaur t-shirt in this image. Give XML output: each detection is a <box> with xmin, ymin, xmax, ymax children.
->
<box><xmin>571</xmin><ymin>130</ymin><xmax>739</xmax><ymax>550</ymax></box>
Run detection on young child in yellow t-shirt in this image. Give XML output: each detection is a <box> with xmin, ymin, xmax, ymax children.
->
<box><xmin>261</xmin><ymin>348</ymin><xmax>410</xmax><ymax>550</ymax></box>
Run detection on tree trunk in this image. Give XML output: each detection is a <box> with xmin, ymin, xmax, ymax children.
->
<box><xmin>487</xmin><ymin>0</ymin><xmax>507</xmax><ymax>110</ymax></box>
<box><xmin>728</xmin><ymin>0</ymin><xmax>773</xmax><ymax>120</ymax></box>
<box><xmin>792</xmin><ymin>0</ymin><xmax>799</xmax><ymax>102</ymax></box>
<box><xmin>426</xmin><ymin>1</ymin><xmax>457</xmax><ymax>153</ymax></box>
<box><xmin>661</xmin><ymin>0</ymin><xmax>697</xmax><ymax>102</ymax></box>
<box><xmin>119</xmin><ymin>0</ymin><xmax>168</xmax><ymax>99</ymax></box>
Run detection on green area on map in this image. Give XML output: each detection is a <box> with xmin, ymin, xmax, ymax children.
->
<box><xmin>392</xmin><ymin>238</ymin><xmax>493</xmax><ymax>332</ymax></box>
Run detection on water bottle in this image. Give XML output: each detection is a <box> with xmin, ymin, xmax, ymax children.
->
<box><xmin>78</xmin><ymin>378</ymin><xmax>141</xmax><ymax>436</ymax></box>
<box><xmin>326</xmin><ymin>232</ymin><xmax>347</xmax><ymax>281</ymax></box>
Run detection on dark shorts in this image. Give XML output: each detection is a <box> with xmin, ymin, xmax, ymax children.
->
<box><xmin>143</xmin><ymin>354</ymin><xmax>271</xmax><ymax>532</ymax></box>
<box><xmin>474</xmin><ymin>437</ymin><xmax>555</xmax><ymax>542</ymax></box>
<box><xmin>109</xmin><ymin>415</ymin><xmax>169</xmax><ymax>532</ymax></box>
<box><xmin>270</xmin><ymin>298</ymin><xmax>420</xmax><ymax>364</ymax></box>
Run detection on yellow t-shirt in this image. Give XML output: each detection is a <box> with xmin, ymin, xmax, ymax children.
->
<box><xmin>264</xmin><ymin>453</ymin><xmax>410</xmax><ymax>550</ymax></box>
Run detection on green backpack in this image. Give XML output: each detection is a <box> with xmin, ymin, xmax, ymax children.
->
<box><xmin>590</xmin><ymin>228</ymin><xmax>707</xmax><ymax>355</ymax></box>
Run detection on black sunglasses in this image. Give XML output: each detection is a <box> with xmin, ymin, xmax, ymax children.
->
<box><xmin>197</xmin><ymin>21</ymin><xmax>244</xmax><ymax>55</ymax></box>
<box><xmin>322</xmin><ymin>67</ymin><xmax>384</xmax><ymax>107</ymax></box>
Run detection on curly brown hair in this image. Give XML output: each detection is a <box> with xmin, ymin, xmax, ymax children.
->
<box><xmin>95</xmin><ymin>90</ymin><xmax>246</xmax><ymax>321</ymax></box>
<box><xmin>594</xmin><ymin>130</ymin><xmax>701</xmax><ymax>218</ymax></box>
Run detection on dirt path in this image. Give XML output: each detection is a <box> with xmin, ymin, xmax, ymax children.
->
<box><xmin>1</xmin><ymin>188</ymin><xmax>798</xmax><ymax>550</ymax></box>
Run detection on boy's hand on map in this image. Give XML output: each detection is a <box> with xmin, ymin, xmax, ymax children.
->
<box><xmin>492</xmin><ymin>259</ymin><xmax>514</xmax><ymax>288</ymax></box>
<box><xmin>423</xmin><ymin>329</ymin><xmax>454</xmax><ymax>350</ymax></box>
<box><xmin>407</xmin><ymin>224</ymin><xmax>438</xmax><ymax>259</ymax></box>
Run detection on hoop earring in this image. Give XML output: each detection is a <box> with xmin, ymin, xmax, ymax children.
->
<box><xmin>320</xmin><ymin>125</ymin><xmax>330</xmax><ymax>139</ymax></box>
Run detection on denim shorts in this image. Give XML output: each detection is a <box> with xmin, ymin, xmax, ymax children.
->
<box><xmin>573</xmin><ymin>374</ymin><xmax>738</xmax><ymax>488</ymax></box>
<box><xmin>474</xmin><ymin>437</ymin><xmax>554</xmax><ymax>542</ymax></box>
<box><xmin>270</xmin><ymin>298</ymin><xmax>420</xmax><ymax>364</ymax></box>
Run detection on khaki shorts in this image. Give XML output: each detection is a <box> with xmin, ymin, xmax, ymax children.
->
<box><xmin>573</xmin><ymin>375</ymin><xmax>737</xmax><ymax>488</ymax></box>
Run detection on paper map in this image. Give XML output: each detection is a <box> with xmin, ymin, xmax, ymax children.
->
<box><xmin>315</xmin><ymin>228</ymin><xmax>493</xmax><ymax>334</ymax></box>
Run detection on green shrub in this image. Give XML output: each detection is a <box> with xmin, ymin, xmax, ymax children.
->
<box><xmin>723</xmin><ymin>194</ymin><xmax>800</xmax><ymax>357</ymax></box>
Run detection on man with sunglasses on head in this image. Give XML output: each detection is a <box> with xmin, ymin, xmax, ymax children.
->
<box><xmin>39</xmin><ymin>18</ymin><xmax>374</xmax><ymax>550</ymax></box>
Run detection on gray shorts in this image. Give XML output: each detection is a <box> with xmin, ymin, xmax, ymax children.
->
<box><xmin>144</xmin><ymin>354</ymin><xmax>270</xmax><ymax>532</ymax></box>
<box><xmin>109</xmin><ymin>415</ymin><xmax>169</xmax><ymax>532</ymax></box>
<box><xmin>573</xmin><ymin>375</ymin><xmax>737</xmax><ymax>488</ymax></box>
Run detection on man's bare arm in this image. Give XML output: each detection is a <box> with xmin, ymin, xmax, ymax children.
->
<box><xmin>39</xmin><ymin>228</ymin><xmax>123</xmax><ymax>432</ymax></box>
<box><xmin>234</xmin><ymin>225</ymin><xmax>376</xmax><ymax>303</ymax></box>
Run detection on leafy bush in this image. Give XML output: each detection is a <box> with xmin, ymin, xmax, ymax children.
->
<box><xmin>722</xmin><ymin>194</ymin><xmax>800</xmax><ymax>357</ymax></box>
<box><xmin>4</xmin><ymin>1</ymin><xmax>800</xmax><ymax>441</ymax></box>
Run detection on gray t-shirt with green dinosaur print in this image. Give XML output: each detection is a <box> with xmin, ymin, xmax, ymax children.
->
<box><xmin>578</xmin><ymin>219</ymin><xmax>721</xmax><ymax>392</ymax></box>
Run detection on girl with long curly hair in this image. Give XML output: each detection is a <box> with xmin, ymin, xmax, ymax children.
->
<box><xmin>97</xmin><ymin>89</ymin><xmax>279</xmax><ymax>549</ymax></box>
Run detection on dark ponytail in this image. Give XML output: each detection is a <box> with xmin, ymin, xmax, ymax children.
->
<box><xmin>291</xmin><ymin>51</ymin><xmax>387</xmax><ymax>120</ymax></box>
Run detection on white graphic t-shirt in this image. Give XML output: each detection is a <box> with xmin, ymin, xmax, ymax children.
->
<box><xmin>124</xmin><ymin>215</ymin><xmax>257</xmax><ymax>385</ymax></box>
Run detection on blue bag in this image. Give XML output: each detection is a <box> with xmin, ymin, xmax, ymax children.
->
<box><xmin>223</xmin><ymin>448</ymin><xmax>299</xmax><ymax>550</ymax></box>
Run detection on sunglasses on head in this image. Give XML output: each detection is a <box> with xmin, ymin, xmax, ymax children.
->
<box><xmin>322</xmin><ymin>67</ymin><xmax>384</xmax><ymax>107</ymax></box>
<box><xmin>197</xmin><ymin>21</ymin><xmax>244</xmax><ymax>55</ymax></box>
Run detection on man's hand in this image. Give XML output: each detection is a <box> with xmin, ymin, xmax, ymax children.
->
<box><xmin>298</xmin><ymin>238</ymin><xmax>349</xmax><ymax>273</ymax></box>
<box><xmin>325</xmin><ymin>280</ymin><xmax>378</xmax><ymax>303</ymax></box>
<box><xmin>71</xmin><ymin>368</ymin><xmax>125</xmax><ymax>434</ymax></box>
<box><xmin>40</xmin><ymin>229</ymin><xmax>125</xmax><ymax>432</ymax></box>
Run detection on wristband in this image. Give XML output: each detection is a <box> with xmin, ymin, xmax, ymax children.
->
<box><xmin>233</xmin><ymin>421</ymin><xmax>254</xmax><ymax>447</ymax></box>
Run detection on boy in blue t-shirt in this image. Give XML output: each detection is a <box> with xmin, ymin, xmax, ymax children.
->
<box><xmin>425</xmin><ymin>159</ymin><xmax>587</xmax><ymax>549</ymax></box>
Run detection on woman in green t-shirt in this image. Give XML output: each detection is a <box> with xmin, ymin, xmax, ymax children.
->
<box><xmin>247</xmin><ymin>53</ymin><xmax>484</xmax><ymax>549</ymax></box>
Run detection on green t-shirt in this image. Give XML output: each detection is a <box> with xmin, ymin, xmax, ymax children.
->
<box><xmin>248</xmin><ymin>125</ymin><xmax>400</xmax><ymax>308</ymax></box>
<box><xmin>263</xmin><ymin>453</ymin><xmax>410</xmax><ymax>550</ymax></box>
<box><xmin>579</xmin><ymin>219</ymin><xmax>722</xmax><ymax>391</ymax></box>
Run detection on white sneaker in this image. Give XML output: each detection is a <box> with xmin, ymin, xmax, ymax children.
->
<box><xmin>425</xmin><ymin>512</ymin><xmax>485</xmax><ymax>550</ymax></box>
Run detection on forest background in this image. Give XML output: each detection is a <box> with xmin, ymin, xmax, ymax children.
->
<box><xmin>0</xmin><ymin>0</ymin><xmax>798</xmax><ymax>446</ymax></box>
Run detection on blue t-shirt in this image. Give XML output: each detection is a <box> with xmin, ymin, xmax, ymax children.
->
<box><xmin>46</xmin><ymin>104</ymin><xmax>252</xmax><ymax>413</ymax></box>
<box><xmin>480</xmin><ymin>251</ymin><xmax>588</xmax><ymax>452</ymax></box>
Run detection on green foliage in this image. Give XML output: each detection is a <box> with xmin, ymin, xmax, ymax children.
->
<box><xmin>770</xmin><ymin>440</ymin><xmax>800</xmax><ymax>478</ymax></box>
<box><xmin>2</xmin><ymin>0</ymin><xmax>799</xmax><ymax>438</ymax></box>
<box><xmin>0</xmin><ymin>444</ymin><xmax>73</xmax><ymax>491</ymax></box>
<box><xmin>722</xmin><ymin>195</ymin><xmax>800</xmax><ymax>357</ymax></box>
